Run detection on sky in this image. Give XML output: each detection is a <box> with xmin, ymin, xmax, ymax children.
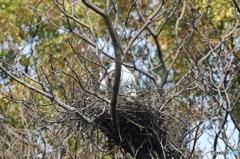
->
<box><xmin>194</xmin><ymin>115</ymin><xmax>239</xmax><ymax>159</ymax></box>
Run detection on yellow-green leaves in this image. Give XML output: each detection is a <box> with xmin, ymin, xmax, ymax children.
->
<box><xmin>195</xmin><ymin>0</ymin><xmax>237</xmax><ymax>26</ymax></box>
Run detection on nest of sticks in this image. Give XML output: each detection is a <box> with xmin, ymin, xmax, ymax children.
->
<box><xmin>69</xmin><ymin>87</ymin><xmax>187</xmax><ymax>158</ymax></box>
<box><xmin>94</xmin><ymin>97</ymin><xmax>187</xmax><ymax>159</ymax></box>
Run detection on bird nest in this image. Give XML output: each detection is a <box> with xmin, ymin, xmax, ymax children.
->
<box><xmin>95</xmin><ymin>99</ymin><xmax>186</xmax><ymax>159</ymax></box>
<box><xmin>67</xmin><ymin>91</ymin><xmax>187</xmax><ymax>158</ymax></box>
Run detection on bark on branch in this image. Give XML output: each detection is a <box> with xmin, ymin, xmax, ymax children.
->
<box><xmin>81</xmin><ymin>0</ymin><xmax>122</xmax><ymax>135</ymax></box>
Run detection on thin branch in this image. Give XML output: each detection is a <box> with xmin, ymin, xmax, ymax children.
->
<box><xmin>53</xmin><ymin>0</ymin><xmax>91</xmax><ymax>30</ymax></box>
<box><xmin>197</xmin><ymin>19</ymin><xmax>239</xmax><ymax>65</ymax></box>
<box><xmin>134</xmin><ymin>1</ymin><xmax>167</xmax><ymax>73</ymax></box>
<box><xmin>0</xmin><ymin>62</ymin><xmax>53</xmax><ymax>99</ymax></box>
<box><xmin>135</xmin><ymin>0</ymin><xmax>181</xmax><ymax>88</ymax></box>
<box><xmin>212</xmin><ymin>112</ymin><xmax>229</xmax><ymax>159</ymax></box>
<box><xmin>1</xmin><ymin>124</ymin><xmax>44</xmax><ymax>152</ymax></box>
<box><xmin>0</xmin><ymin>62</ymin><xmax>92</xmax><ymax>123</ymax></box>
<box><xmin>63</xmin><ymin>57</ymin><xmax>110</xmax><ymax>104</ymax></box>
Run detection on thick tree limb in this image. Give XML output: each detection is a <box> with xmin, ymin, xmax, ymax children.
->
<box><xmin>81</xmin><ymin>0</ymin><xmax>105</xmax><ymax>17</ymax></box>
<box><xmin>105</xmin><ymin>15</ymin><xmax>122</xmax><ymax>133</ymax></box>
<box><xmin>232</xmin><ymin>0</ymin><xmax>240</xmax><ymax>14</ymax></box>
<box><xmin>81</xmin><ymin>0</ymin><xmax>122</xmax><ymax>134</ymax></box>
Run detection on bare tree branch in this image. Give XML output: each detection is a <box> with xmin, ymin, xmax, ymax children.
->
<box><xmin>81</xmin><ymin>0</ymin><xmax>105</xmax><ymax>17</ymax></box>
<box><xmin>232</xmin><ymin>0</ymin><xmax>240</xmax><ymax>14</ymax></box>
<box><xmin>0</xmin><ymin>61</ymin><xmax>92</xmax><ymax>123</ymax></box>
<box><xmin>81</xmin><ymin>0</ymin><xmax>122</xmax><ymax>135</ymax></box>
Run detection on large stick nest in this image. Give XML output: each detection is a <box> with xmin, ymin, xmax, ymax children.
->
<box><xmin>73</xmin><ymin>91</ymin><xmax>187</xmax><ymax>158</ymax></box>
<box><xmin>97</xmin><ymin>100</ymin><xmax>185</xmax><ymax>158</ymax></box>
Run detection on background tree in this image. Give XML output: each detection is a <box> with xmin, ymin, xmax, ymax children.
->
<box><xmin>0</xmin><ymin>0</ymin><xmax>239</xmax><ymax>158</ymax></box>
